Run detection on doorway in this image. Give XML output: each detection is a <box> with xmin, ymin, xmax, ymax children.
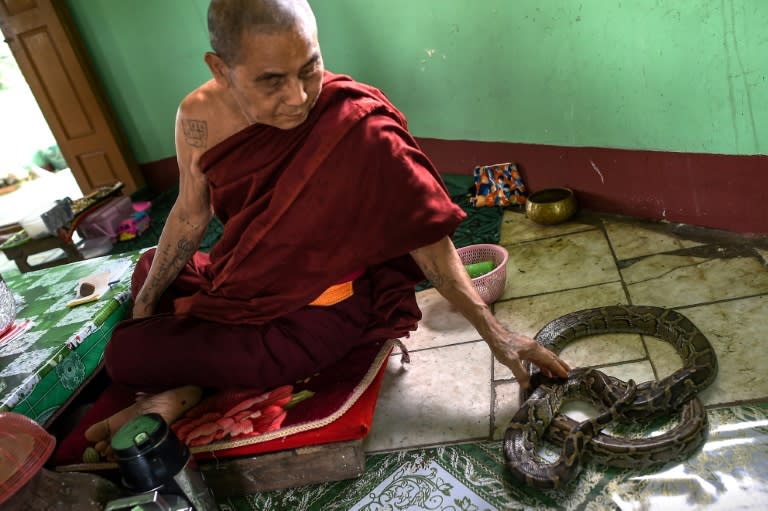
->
<box><xmin>0</xmin><ymin>41</ymin><xmax>85</xmax><ymax>272</ymax></box>
<box><xmin>0</xmin><ymin>0</ymin><xmax>144</xmax><ymax>202</ymax></box>
<box><xmin>0</xmin><ymin>40</ymin><xmax>55</xmax><ymax>174</ymax></box>
<box><xmin>0</xmin><ymin>40</ymin><xmax>84</xmax><ymax>228</ymax></box>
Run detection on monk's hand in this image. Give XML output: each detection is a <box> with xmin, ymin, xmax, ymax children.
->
<box><xmin>487</xmin><ymin>330</ymin><xmax>570</xmax><ymax>389</ymax></box>
<box><xmin>131</xmin><ymin>293</ymin><xmax>155</xmax><ymax>319</ymax></box>
<box><xmin>132</xmin><ymin>304</ymin><xmax>152</xmax><ymax>319</ymax></box>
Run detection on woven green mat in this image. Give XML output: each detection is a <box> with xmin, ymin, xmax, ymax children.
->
<box><xmin>111</xmin><ymin>175</ymin><xmax>504</xmax><ymax>257</ymax></box>
<box><xmin>217</xmin><ymin>403</ymin><xmax>768</xmax><ymax>510</ymax></box>
<box><xmin>443</xmin><ymin>174</ymin><xmax>505</xmax><ymax>249</ymax></box>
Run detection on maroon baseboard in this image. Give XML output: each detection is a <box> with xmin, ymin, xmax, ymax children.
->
<box><xmin>416</xmin><ymin>138</ymin><xmax>767</xmax><ymax>235</ymax></box>
<box><xmin>138</xmin><ymin>140</ymin><xmax>767</xmax><ymax>235</ymax></box>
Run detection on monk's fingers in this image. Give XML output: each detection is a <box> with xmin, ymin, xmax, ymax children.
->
<box><xmin>505</xmin><ymin>332</ymin><xmax>570</xmax><ymax>378</ymax></box>
<box><xmin>93</xmin><ymin>441</ymin><xmax>115</xmax><ymax>461</ymax></box>
<box><xmin>543</xmin><ymin>353</ymin><xmax>570</xmax><ymax>377</ymax></box>
<box><xmin>84</xmin><ymin>419</ymin><xmax>110</xmax><ymax>443</ymax></box>
<box><xmin>521</xmin><ymin>346</ymin><xmax>570</xmax><ymax>378</ymax></box>
<box><xmin>94</xmin><ymin>440</ymin><xmax>109</xmax><ymax>455</ymax></box>
<box><xmin>539</xmin><ymin>366</ymin><xmax>554</xmax><ymax>378</ymax></box>
<box><xmin>505</xmin><ymin>358</ymin><xmax>531</xmax><ymax>389</ymax></box>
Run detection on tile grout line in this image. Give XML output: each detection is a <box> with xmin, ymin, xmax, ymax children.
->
<box><xmin>495</xmin><ymin>279</ymin><xmax>623</xmax><ymax>303</ymax></box>
<box><xmin>623</xmin><ymin>258</ymin><xmax>716</xmax><ymax>287</ymax></box>
<box><xmin>488</xmin><ymin>301</ymin><xmax>497</xmax><ymax>440</ymax></box>
<box><xmin>704</xmin><ymin>398</ymin><xmax>768</xmax><ymax>410</ymax></box>
<box><xmin>498</xmin><ymin>225</ymin><xmax>598</xmax><ymax>249</ymax></box>
<box><xmin>587</xmin><ymin>357</ymin><xmax>654</xmax><ymax>374</ymax></box>
<box><xmin>393</xmin><ymin>337</ymin><xmax>486</xmax><ymax>356</ymax></box>
<box><xmin>364</xmin><ymin>436</ymin><xmax>493</xmax><ymax>456</ymax></box>
<box><xmin>598</xmin><ymin>220</ymin><xmax>634</xmax><ymax>309</ymax></box>
<box><xmin>490</xmin><ymin>224</ymin><xmax>532</xmax><ymax>442</ymax></box>
<box><xmin>488</xmin><ymin>360</ymin><xmax>499</xmax><ymax>441</ymax></box>
<box><xmin>671</xmin><ymin>291</ymin><xmax>768</xmax><ymax>311</ymax></box>
<box><xmin>598</xmin><ymin>218</ymin><xmax>663</xmax><ymax>382</ymax></box>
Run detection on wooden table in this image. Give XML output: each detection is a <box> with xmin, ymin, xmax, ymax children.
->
<box><xmin>0</xmin><ymin>183</ymin><xmax>125</xmax><ymax>273</ymax></box>
<box><xmin>1</xmin><ymin>233</ymin><xmax>84</xmax><ymax>273</ymax></box>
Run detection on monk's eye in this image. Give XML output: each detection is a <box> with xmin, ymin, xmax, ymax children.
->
<box><xmin>266</xmin><ymin>76</ymin><xmax>283</xmax><ymax>88</ymax></box>
<box><xmin>301</xmin><ymin>68</ymin><xmax>319</xmax><ymax>81</ymax></box>
<box><xmin>301</xmin><ymin>61</ymin><xmax>320</xmax><ymax>76</ymax></box>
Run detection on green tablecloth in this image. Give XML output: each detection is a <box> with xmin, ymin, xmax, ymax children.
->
<box><xmin>0</xmin><ymin>250</ymin><xmax>142</xmax><ymax>425</ymax></box>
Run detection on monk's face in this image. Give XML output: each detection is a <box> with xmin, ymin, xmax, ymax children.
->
<box><xmin>225</xmin><ymin>26</ymin><xmax>324</xmax><ymax>130</ymax></box>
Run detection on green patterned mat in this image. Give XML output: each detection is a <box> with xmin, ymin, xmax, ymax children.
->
<box><xmin>0</xmin><ymin>251</ymin><xmax>141</xmax><ymax>424</ymax></box>
<box><xmin>217</xmin><ymin>403</ymin><xmax>768</xmax><ymax>510</ymax></box>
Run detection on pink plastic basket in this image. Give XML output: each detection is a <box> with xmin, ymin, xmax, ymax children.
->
<box><xmin>76</xmin><ymin>196</ymin><xmax>132</xmax><ymax>242</ymax></box>
<box><xmin>456</xmin><ymin>244</ymin><xmax>509</xmax><ymax>304</ymax></box>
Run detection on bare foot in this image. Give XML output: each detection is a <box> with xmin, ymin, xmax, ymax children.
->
<box><xmin>84</xmin><ymin>385</ymin><xmax>202</xmax><ymax>460</ymax></box>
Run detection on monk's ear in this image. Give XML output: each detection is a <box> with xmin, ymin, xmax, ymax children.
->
<box><xmin>205</xmin><ymin>52</ymin><xmax>231</xmax><ymax>87</ymax></box>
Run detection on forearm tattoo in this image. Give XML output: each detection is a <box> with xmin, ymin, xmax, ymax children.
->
<box><xmin>175</xmin><ymin>238</ymin><xmax>196</xmax><ymax>263</ymax></box>
<box><xmin>139</xmin><ymin>237</ymin><xmax>197</xmax><ymax>304</ymax></box>
<box><xmin>182</xmin><ymin>119</ymin><xmax>208</xmax><ymax>148</ymax></box>
<box><xmin>421</xmin><ymin>258</ymin><xmax>448</xmax><ymax>288</ymax></box>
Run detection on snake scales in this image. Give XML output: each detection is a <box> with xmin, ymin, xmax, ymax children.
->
<box><xmin>503</xmin><ymin>305</ymin><xmax>718</xmax><ymax>489</ymax></box>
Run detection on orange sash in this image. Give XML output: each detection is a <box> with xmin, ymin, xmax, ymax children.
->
<box><xmin>308</xmin><ymin>280</ymin><xmax>355</xmax><ymax>306</ymax></box>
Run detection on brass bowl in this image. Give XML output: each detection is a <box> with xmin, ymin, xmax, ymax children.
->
<box><xmin>525</xmin><ymin>188</ymin><xmax>577</xmax><ymax>225</ymax></box>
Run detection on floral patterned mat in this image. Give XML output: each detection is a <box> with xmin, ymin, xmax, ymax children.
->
<box><xmin>217</xmin><ymin>402</ymin><xmax>768</xmax><ymax>510</ymax></box>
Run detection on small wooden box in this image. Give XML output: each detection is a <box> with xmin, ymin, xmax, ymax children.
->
<box><xmin>200</xmin><ymin>440</ymin><xmax>365</xmax><ymax>497</ymax></box>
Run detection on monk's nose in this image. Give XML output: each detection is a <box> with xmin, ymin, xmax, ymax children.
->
<box><xmin>283</xmin><ymin>76</ymin><xmax>308</xmax><ymax>106</ymax></box>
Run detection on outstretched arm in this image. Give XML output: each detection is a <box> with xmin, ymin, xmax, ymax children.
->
<box><xmin>132</xmin><ymin>109</ymin><xmax>213</xmax><ymax>318</ymax></box>
<box><xmin>410</xmin><ymin>236</ymin><xmax>570</xmax><ymax>387</ymax></box>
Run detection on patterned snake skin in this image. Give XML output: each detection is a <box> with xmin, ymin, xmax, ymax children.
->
<box><xmin>503</xmin><ymin>305</ymin><xmax>718</xmax><ymax>489</ymax></box>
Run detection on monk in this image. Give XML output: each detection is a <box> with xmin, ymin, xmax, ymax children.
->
<box><xmin>85</xmin><ymin>0</ymin><xmax>570</xmax><ymax>454</ymax></box>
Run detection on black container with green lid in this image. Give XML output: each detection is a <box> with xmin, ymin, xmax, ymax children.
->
<box><xmin>110</xmin><ymin>413</ymin><xmax>188</xmax><ymax>493</ymax></box>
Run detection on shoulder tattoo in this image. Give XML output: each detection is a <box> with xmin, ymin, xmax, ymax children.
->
<box><xmin>182</xmin><ymin>119</ymin><xmax>208</xmax><ymax>148</ymax></box>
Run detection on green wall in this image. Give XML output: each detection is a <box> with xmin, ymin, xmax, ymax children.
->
<box><xmin>66</xmin><ymin>0</ymin><xmax>767</xmax><ymax>164</ymax></box>
<box><xmin>65</xmin><ymin>0</ymin><xmax>212</xmax><ymax>162</ymax></box>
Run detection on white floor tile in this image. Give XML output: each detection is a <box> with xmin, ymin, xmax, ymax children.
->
<box><xmin>492</xmin><ymin>380</ymin><xmax>522</xmax><ymax>440</ymax></box>
<box><xmin>501</xmin><ymin>210</ymin><xmax>595</xmax><ymax>245</ymax></box>
<box><xmin>623</xmin><ymin>256</ymin><xmax>768</xmax><ymax>308</ymax></box>
<box><xmin>502</xmin><ymin>230</ymin><xmax>620</xmax><ymax>299</ymax></box>
<box><xmin>404</xmin><ymin>288</ymin><xmax>480</xmax><ymax>352</ymax></box>
<box><xmin>604</xmin><ymin>221</ymin><xmax>701</xmax><ymax>261</ymax></box>
<box><xmin>678</xmin><ymin>296</ymin><xmax>768</xmax><ymax>407</ymax></box>
<box><xmin>365</xmin><ymin>342</ymin><xmax>492</xmax><ymax>452</ymax></box>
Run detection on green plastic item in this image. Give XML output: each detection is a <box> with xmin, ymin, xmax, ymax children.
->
<box><xmin>111</xmin><ymin>414</ymin><xmax>163</xmax><ymax>451</ymax></box>
<box><xmin>465</xmin><ymin>260</ymin><xmax>495</xmax><ymax>278</ymax></box>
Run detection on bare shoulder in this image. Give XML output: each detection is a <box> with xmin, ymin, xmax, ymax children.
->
<box><xmin>176</xmin><ymin>80</ymin><xmax>243</xmax><ymax>153</ymax></box>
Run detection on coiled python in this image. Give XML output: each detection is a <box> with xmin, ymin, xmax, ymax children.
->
<box><xmin>503</xmin><ymin>305</ymin><xmax>718</xmax><ymax>489</ymax></box>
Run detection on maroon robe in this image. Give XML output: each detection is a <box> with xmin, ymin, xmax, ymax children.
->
<box><xmin>104</xmin><ymin>72</ymin><xmax>465</xmax><ymax>391</ymax></box>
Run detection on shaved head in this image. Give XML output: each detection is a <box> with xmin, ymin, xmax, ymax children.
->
<box><xmin>208</xmin><ymin>0</ymin><xmax>316</xmax><ymax>65</ymax></box>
